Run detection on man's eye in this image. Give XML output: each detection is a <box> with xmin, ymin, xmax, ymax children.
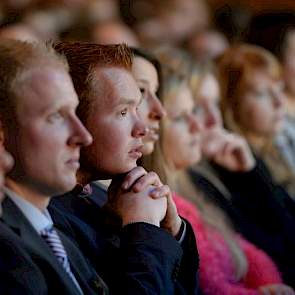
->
<box><xmin>121</xmin><ymin>108</ymin><xmax>128</xmax><ymax>116</ymax></box>
<box><xmin>48</xmin><ymin>112</ymin><xmax>63</xmax><ymax>122</ymax></box>
<box><xmin>139</xmin><ymin>87</ymin><xmax>145</xmax><ymax>94</ymax></box>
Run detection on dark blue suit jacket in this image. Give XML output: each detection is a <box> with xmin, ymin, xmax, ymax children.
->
<box><xmin>1</xmin><ymin>196</ymin><xmax>107</xmax><ymax>294</ymax></box>
<box><xmin>50</xmin><ymin>183</ymin><xmax>200</xmax><ymax>294</ymax></box>
<box><xmin>0</xmin><ymin>220</ymin><xmax>49</xmax><ymax>295</ymax></box>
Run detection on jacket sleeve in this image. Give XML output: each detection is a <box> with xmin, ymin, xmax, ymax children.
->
<box><xmin>213</xmin><ymin>158</ymin><xmax>295</xmax><ymax>230</ymax></box>
<box><xmin>176</xmin><ymin>219</ymin><xmax>200</xmax><ymax>295</ymax></box>
<box><xmin>212</xmin><ymin>159</ymin><xmax>295</xmax><ymax>286</ymax></box>
<box><xmin>119</xmin><ymin>222</ymin><xmax>200</xmax><ymax>295</ymax></box>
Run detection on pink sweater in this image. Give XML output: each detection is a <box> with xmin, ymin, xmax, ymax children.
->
<box><xmin>173</xmin><ymin>193</ymin><xmax>282</xmax><ymax>295</ymax></box>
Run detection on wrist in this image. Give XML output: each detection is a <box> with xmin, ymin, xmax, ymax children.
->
<box><xmin>172</xmin><ymin>216</ymin><xmax>183</xmax><ymax>236</ymax></box>
<box><xmin>162</xmin><ymin>215</ymin><xmax>182</xmax><ymax>237</ymax></box>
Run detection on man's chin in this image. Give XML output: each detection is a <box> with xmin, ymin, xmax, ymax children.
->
<box><xmin>52</xmin><ymin>177</ymin><xmax>77</xmax><ymax>195</ymax></box>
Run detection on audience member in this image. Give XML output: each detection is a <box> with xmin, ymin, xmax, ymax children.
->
<box><xmin>247</xmin><ymin>11</ymin><xmax>295</xmax><ymax>120</ymax></box>
<box><xmin>0</xmin><ymin>39</ymin><xmax>108</xmax><ymax>294</ymax></box>
<box><xmin>0</xmin><ymin>23</ymin><xmax>40</xmax><ymax>42</ymax></box>
<box><xmin>218</xmin><ymin>44</ymin><xmax>295</xmax><ymax>197</ymax></box>
<box><xmin>91</xmin><ymin>21</ymin><xmax>140</xmax><ymax>46</ymax></box>
<box><xmin>215</xmin><ymin>44</ymin><xmax>295</xmax><ymax>285</ymax></box>
<box><xmin>50</xmin><ymin>42</ymin><xmax>200</xmax><ymax>294</ymax></box>
<box><xmin>0</xmin><ymin>146</ymin><xmax>53</xmax><ymax>295</ymax></box>
<box><xmin>132</xmin><ymin>0</ymin><xmax>210</xmax><ymax>46</ymax></box>
<box><xmin>187</xmin><ymin>29</ymin><xmax>229</xmax><ymax>63</ymax></box>
<box><xmin>144</xmin><ymin>59</ymin><xmax>294</xmax><ymax>293</ymax></box>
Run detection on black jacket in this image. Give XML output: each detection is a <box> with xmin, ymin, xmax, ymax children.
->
<box><xmin>189</xmin><ymin>158</ymin><xmax>295</xmax><ymax>287</ymax></box>
<box><xmin>50</xmin><ymin>183</ymin><xmax>200</xmax><ymax>294</ymax></box>
<box><xmin>2</xmin><ymin>196</ymin><xmax>107</xmax><ymax>294</ymax></box>
<box><xmin>0</xmin><ymin>220</ymin><xmax>49</xmax><ymax>295</ymax></box>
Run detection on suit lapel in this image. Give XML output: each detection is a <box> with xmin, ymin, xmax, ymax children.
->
<box><xmin>2</xmin><ymin>196</ymin><xmax>82</xmax><ymax>295</ymax></box>
<box><xmin>59</xmin><ymin>229</ymin><xmax>108</xmax><ymax>295</ymax></box>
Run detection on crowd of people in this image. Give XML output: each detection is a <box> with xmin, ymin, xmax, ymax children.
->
<box><xmin>0</xmin><ymin>0</ymin><xmax>295</xmax><ymax>294</ymax></box>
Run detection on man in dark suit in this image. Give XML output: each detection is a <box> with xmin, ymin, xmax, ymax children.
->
<box><xmin>0</xmin><ymin>40</ymin><xmax>107</xmax><ymax>294</ymax></box>
<box><xmin>0</xmin><ymin>146</ymin><xmax>45</xmax><ymax>294</ymax></box>
<box><xmin>51</xmin><ymin>42</ymin><xmax>200</xmax><ymax>294</ymax></box>
<box><xmin>0</xmin><ymin>132</ymin><xmax>55</xmax><ymax>294</ymax></box>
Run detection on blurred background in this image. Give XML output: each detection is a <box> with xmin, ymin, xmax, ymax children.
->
<box><xmin>0</xmin><ymin>0</ymin><xmax>294</xmax><ymax>55</ymax></box>
<box><xmin>2</xmin><ymin>0</ymin><xmax>295</xmax><ymax>111</ymax></box>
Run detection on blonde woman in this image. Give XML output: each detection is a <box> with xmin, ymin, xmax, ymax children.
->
<box><xmin>217</xmin><ymin>43</ymin><xmax>295</xmax><ymax>198</ymax></box>
<box><xmin>142</xmin><ymin>58</ymin><xmax>294</xmax><ymax>293</ymax></box>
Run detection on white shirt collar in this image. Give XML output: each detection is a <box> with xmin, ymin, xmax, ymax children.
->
<box><xmin>4</xmin><ymin>186</ymin><xmax>53</xmax><ymax>234</ymax></box>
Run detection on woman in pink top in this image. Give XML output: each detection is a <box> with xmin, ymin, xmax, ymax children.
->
<box><xmin>140</xmin><ymin>48</ymin><xmax>294</xmax><ymax>294</ymax></box>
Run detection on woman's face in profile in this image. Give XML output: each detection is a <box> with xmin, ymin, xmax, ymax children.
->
<box><xmin>162</xmin><ymin>82</ymin><xmax>203</xmax><ymax>170</ymax></box>
<box><xmin>235</xmin><ymin>70</ymin><xmax>286</xmax><ymax>137</ymax></box>
<box><xmin>194</xmin><ymin>73</ymin><xmax>222</xmax><ymax>131</ymax></box>
<box><xmin>132</xmin><ymin>56</ymin><xmax>165</xmax><ymax>156</ymax></box>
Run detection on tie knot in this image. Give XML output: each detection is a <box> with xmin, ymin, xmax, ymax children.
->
<box><xmin>72</xmin><ymin>184</ymin><xmax>93</xmax><ymax>197</ymax></box>
<box><xmin>40</xmin><ymin>225</ymin><xmax>54</xmax><ymax>237</ymax></box>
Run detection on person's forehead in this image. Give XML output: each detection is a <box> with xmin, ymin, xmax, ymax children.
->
<box><xmin>246</xmin><ymin>70</ymin><xmax>278</xmax><ymax>89</ymax></box>
<box><xmin>132</xmin><ymin>56</ymin><xmax>156</xmax><ymax>76</ymax></box>
<box><xmin>16</xmin><ymin>65</ymin><xmax>77</xmax><ymax>111</ymax></box>
<box><xmin>167</xmin><ymin>84</ymin><xmax>193</xmax><ymax>114</ymax></box>
<box><xmin>132</xmin><ymin>57</ymin><xmax>158</xmax><ymax>88</ymax></box>
<box><xmin>92</xmin><ymin>66</ymin><xmax>141</xmax><ymax>107</ymax></box>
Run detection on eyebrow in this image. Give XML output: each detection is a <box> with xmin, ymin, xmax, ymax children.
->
<box><xmin>136</xmin><ymin>78</ymin><xmax>159</xmax><ymax>91</ymax></box>
<box><xmin>119</xmin><ymin>96</ymin><xmax>143</xmax><ymax>106</ymax></box>
<box><xmin>136</xmin><ymin>78</ymin><xmax>148</xmax><ymax>84</ymax></box>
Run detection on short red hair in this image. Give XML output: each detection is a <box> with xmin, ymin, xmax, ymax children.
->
<box><xmin>54</xmin><ymin>42</ymin><xmax>133</xmax><ymax>122</ymax></box>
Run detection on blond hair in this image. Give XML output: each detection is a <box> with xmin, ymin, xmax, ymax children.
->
<box><xmin>143</xmin><ymin>50</ymin><xmax>248</xmax><ymax>280</ymax></box>
<box><xmin>0</xmin><ymin>39</ymin><xmax>67</xmax><ymax>125</ymax></box>
<box><xmin>217</xmin><ymin>43</ymin><xmax>282</xmax><ymax>139</ymax></box>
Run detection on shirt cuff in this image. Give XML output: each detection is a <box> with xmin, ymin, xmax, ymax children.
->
<box><xmin>175</xmin><ymin>219</ymin><xmax>186</xmax><ymax>243</ymax></box>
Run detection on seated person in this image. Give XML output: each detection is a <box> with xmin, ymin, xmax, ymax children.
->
<box><xmin>0</xmin><ymin>39</ymin><xmax>107</xmax><ymax>294</ymax></box>
<box><xmin>156</xmin><ymin>46</ymin><xmax>295</xmax><ymax>287</ymax></box>
<box><xmin>217</xmin><ymin>44</ymin><xmax>295</xmax><ymax>198</ymax></box>
<box><xmin>142</xmin><ymin>58</ymin><xmax>294</xmax><ymax>293</ymax></box>
<box><xmin>50</xmin><ymin>42</ymin><xmax>200</xmax><ymax>294</ymax></box>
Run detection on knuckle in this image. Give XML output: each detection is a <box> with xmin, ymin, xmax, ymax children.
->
<box><xmin>138</xmin><ymin>166</ymin><xmax>147</xmax><ymax>174</ymax></box>
<box><xmin>148</xmin><ymin>171</ymin><xmax>157</xmax><ymax>178</ymax></box>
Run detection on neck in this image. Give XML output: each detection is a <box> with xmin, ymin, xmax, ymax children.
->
<box><xmin>77</xmin><ymin>168</ymin><xmax>113</xmax><ymax>186</ymax></box>
<box><xmin>76</xmin><ymin>169</ymin><xmax>93</xmax><ymax>186</ymax></box>
<box><xmin>5</xmin><ymin>178</ymin><xmax>50</xmax><ymax>211</ymax></box>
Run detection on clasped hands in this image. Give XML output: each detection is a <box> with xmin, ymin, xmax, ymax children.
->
<box><xmin>107</xmin><ymin>166</ymin><xmax>182</xmax><ymax>237</ymax></box>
